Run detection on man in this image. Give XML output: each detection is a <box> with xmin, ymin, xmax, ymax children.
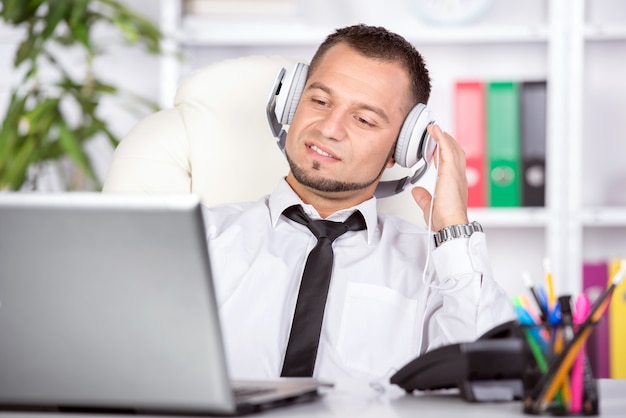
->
<box><xmin>203</xmin><ymin>24</ymin><xmax>514</xmax><ymax>381</ymax></box>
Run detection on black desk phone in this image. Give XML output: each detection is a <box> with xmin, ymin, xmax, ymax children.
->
<box><xmin>390</xmin><ymin>321</ymin><xmax>527</xmax><ymax>402</ymax></box>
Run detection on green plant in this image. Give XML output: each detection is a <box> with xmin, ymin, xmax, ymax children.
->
<box><xmin>0</xmin><ymin>0</ymin><xmax>163</xmax><ymax>190</ymax></box>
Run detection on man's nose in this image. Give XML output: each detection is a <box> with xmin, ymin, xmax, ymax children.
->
<box><xmin>317</xmin><ymin>108</ymin><xmax>348</xmax><ymax>141</ymax></box>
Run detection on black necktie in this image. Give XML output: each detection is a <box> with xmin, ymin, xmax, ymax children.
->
<box><xmin>280</xmin><ymin>205</ymin><xmax>367</xmax><ymax>377</ymax></box>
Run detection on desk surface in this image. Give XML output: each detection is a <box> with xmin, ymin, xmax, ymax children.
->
<box><xmin>267</xmin><ymin>379</ymin><xmax>625</xmax><ymax>417</ymax></box>
<box><xmin>1</xmin><ymin>379</ymin><xmax>624</xmax><ymax>417</ymax></box>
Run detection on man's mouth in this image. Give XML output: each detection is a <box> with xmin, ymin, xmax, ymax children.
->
<box><xmin>310</xmin><ymin>145</ymin><xmax>337</xmax><ymax>159</ymax></box>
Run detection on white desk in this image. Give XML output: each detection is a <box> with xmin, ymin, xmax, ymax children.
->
<box><xmin>0</xmin><ymin>379</ymin><xmax>624</xmax><ymax>417</ymax></box>
<box><xmin>263</xmin><ymin>378</ymin><xmax>625</xmax><ymax>417</ymax></box>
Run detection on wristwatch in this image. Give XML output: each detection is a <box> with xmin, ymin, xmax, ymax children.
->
<box><xmin>433</xmin><ymin>221</ymin><xmax>483</xmax><ymax>248</ymax></box>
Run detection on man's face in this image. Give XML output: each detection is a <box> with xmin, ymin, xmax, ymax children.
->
<box><xmin>284</xmin><ymin>43</ymin><xmax>412</xmax><ymax>198</ymax></box>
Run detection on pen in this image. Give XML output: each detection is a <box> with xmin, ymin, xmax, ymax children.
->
<box><xmin>538</xmin><ymin>286</ymin><xmax>549</xmax><ymax>317</ymax></box>
<box><xmin>548</xmin><ymin>299</ymin><xmax>562</xmax><ymax>326</ymax></box>
<box><xmin>514</xmin><ymin>294</ymin><xmax>542</xmax><ymax>324</ymax></box>
<box><xmin>514</xmin><ymin>305</ymin><xmax>549</xmax><ymax>373</ymax></box>
<box><xmin>526</xmin><ymin>264</ymin><xmax>626</xmax><ymax>413</ymax></box>
<box><xmin>522</xmin><ymin>272</ymin><xmax>549</xmax><ymax>321</ymax></box>
<box><xmin>558</xmin><ymin>295</ymin><xmax>574</xmax><ymax>347</ymax></box>
<box><xmin>513</xmin><ymin>296</ymin><xmax>551</xmax><ymax>347</ymax></box>
<box><xmin>547</xmin><ymin>299</ymin><xmax>561</xmax><ymax>361</ymax></box>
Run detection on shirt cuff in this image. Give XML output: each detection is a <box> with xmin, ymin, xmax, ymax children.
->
<box><xmin>432</xmin><ymin>232</ymin><xmax>486</xmax><ymax>279</ymax></box>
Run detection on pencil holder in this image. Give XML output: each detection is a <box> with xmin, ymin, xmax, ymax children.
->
<box><xmin>520</xmin><ymin>323</ymin><xmax>599</xmax><ymax>416</ymax></box>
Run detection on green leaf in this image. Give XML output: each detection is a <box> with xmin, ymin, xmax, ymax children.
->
<box><xmin>40</xmin><ymin>0</ymin><xmax>70</xmax><ymax>41</ymax></box>
<box><xmin>68</xmin><ymin>0</ymin><xmax>89</xmax><ymax>26</ymax></box>
<box><xmin>37</xmin><ymin>140</ymin><xmax>63</xmax><ymax>160</ymax></box>
<box><xmin>121</xmin><ymin>89</ymin><xmax>160</xmax><ymax>111</ymax></box>
<box><xmin>14</xmin><ymin>35</ymin><xmax>39</xmax><ymax>67</ymax></box>
<box><xmin>57</xmin><ymin>119</ymin><xmax>97</xmax><ymax>182</ymax></box>
<box><xmin>71</xmin><ymin>21</ymin><xmax>90</xmax><ymax>49</ymax></box>
<box><xmin>93</xmin><ymin>81</ymin><xmax>117</xmax><ymax>95</ymax></box>
<box><xmin>1</xmin><ymin>0</ymin><xmax>42</xmax><ymax>24</ymax></box>
<box><xmin>101</xmin><ymin>125</ymin><xmax>120</xmax><ymax>147</ymax></box>
<box><xmin>26</xmin><ymin>97</ymin><xmax>60</xmax><ymax>127</ymax></box>
<box><xmin>73</xmin><ymin>93</ymin><xmax>98</xmax><ymax>116</ymax></box>
<box><xmin>0</xmin><ymin>127</ymin><xmax>18</xmax><ymax>183</ymax></box>
<box><xmin>0</xmin><ymin>91</ymin><xmax>28</xmax><ymax>161</ymax></box>
<box><xmin>113</xmin><ymin>17</ymin><xmax>139</xmax><ymax>43</ymax></box>
<box><xmin>3</xmin><ymin>135</ymin><xmax>37</xmax><ymax>190</ymax></box>
<box><xmin>0</xmin><ymin>0</ymin><xmax>20</xmax><ymax>21</ymax></box>
<box><xmin>98</xmin><ymin>0</ymin><xmax>163</xmax><ymax>53</ymax></box>
<box><xmin>77</xmin><ymin>115</ymin><xmax>119</xmax><ymax>148</ymax></box>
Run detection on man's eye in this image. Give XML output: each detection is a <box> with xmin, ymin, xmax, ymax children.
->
<box><xmin>312</xmin><ymin>98</ymin><xmax>327</xmax><ymax>106</ymax></box>
<box><xmin>357</xmin><ymin>116</ymin><xmax>374</xmax><ymax>127</ymax></box>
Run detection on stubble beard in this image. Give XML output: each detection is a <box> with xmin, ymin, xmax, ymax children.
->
<box><xmin>285</xmin><ymin>150</ymin><xmax>389</xmax><ymax>193</ymax></box>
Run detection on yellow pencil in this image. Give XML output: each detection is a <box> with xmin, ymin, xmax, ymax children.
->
<box><xmin>543</xmin><ymin>257</ymin><xmax>556</xmax><ymax>309</ymax></box>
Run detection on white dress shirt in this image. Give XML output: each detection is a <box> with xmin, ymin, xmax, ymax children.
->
<box><xmin>202</xmin><ymin>179</ymin><xmax>515</xmax><ymax>381</ymax></box>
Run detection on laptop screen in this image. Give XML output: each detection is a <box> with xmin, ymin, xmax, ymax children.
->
<box><xmin>0</xmin><ymin>193</ymin><xmax>237</xmax><ymax>414</ymax></box>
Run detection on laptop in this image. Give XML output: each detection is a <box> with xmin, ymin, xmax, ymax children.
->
<box><xmin>0</xmin><ymin>193</ymin><xmax>329</xmax><ymax>415</ymax></box>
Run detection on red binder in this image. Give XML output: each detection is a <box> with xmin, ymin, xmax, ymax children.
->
<box><xmin>454</xmin><ymin>81</ymin><xmax>486</xmax><ymax>207</ymax></box>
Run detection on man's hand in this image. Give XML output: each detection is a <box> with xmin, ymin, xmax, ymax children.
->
<box><xmin>411</xmin><ymin>124</ymin><xmax>469</xmax><ymax>231</ymax></box>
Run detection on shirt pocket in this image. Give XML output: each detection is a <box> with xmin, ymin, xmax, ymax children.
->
<box><xmin>336</xmin><ymin>282</ymin><xmax>418</xmax><ymax>377</ymax></box>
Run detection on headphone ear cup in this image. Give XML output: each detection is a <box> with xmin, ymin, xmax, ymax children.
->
<box><xmin>275</xmin><ymin>62</ymin><xmax>308</xmax><ymax>125</ymax></box>
<box><xmin>394</xmin><ymin>103</ymin><xmax>434</xmax><ymax>168</ymax></box>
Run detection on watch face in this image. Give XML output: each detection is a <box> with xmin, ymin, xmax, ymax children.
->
<box><xmin>408</xmin><ymin>0</ymin><xmax>494</xmax><ymax>25</ymax></box>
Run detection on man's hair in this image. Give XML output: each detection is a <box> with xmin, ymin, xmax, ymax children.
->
<box><xmin>309</xmin><ymin>24</ymin><xmax>431</xmax><ymax>106</ymax></box>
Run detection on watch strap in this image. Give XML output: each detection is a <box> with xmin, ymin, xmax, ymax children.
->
<box><xmin>433</xmin><ymin>221</ymin><xmax>483</xmax><ymax>248</ymax></box>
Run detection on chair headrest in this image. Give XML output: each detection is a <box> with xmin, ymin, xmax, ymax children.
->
<box><xmin>174</xmin><ymin>55</ymin><xmax>299</xmax><ymax>110</ymax></box>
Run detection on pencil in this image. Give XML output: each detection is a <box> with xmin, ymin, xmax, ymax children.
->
<box><xmin>543</xmin><ymin>258</ymin><xmax>556</xmax><ymax>310</ymax></box>
<box><xmin>527</xmin><ymin>263</ymin><xmax>626</xmax><ymax>413</ymax></box>
<box><xmin>557</xmin><ymin>295</ymin><xmax>574</xmax><ymax>409</ymax></box>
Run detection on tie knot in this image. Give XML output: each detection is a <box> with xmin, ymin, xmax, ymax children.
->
<box><xmin>311</xmin><ymin>219</ymin><xmax>349</xmax><ymax>242</ymax></box>
<box><xmin>283</xmin><ymin>205</ymin><xmax>366</xmax><ymax>243</ymax></box>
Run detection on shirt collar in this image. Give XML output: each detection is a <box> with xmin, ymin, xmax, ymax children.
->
<box><xmin>269</xmin><ymin>179</ymin><xmax>378</xmax><ymax>244</ymax></box>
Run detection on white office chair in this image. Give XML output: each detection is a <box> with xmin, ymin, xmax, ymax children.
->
<box><xmin>103</xmin><ymin>55</ymin><xmax>425</xmax><ymax>224</ymax></box>
<box><xmin>103</xmin><ymin>55</ymin><xmax>294</xmax><ymax>205</ymax></box>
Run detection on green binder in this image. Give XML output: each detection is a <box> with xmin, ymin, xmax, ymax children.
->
<box><xmin>486</xmin><ymin>81</ymin><xmax>521</xmax><ymax>207</ymax></box>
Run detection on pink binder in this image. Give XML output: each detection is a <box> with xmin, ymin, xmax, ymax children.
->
<box><xmin>454</xmin><ymin>81</ymin><xmax>486</xmax><ymax>207</ymax></box>
<box><xmin>582</xmin><ymin>261</ymin><xmax>610</xmax><ymax>378</ymax></box>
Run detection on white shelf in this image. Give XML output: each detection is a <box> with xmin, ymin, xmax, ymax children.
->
<box><xmin>584</xmin><ymin>24</ymin><xmax>626</xmax><ymax>40</ymax></box>
<box><xmin>581</xmin><ymin>207</ymin><xmax>626</xmax><ymax>227</ymax></box>
<box><xmin>179</xmin><ymin>17</ymin><xmax>549</xmax><ymax>46</ymax></box>
<box><xmin>469</xmin><ymin>208</ymin><xmax>548</xmax><ymax>228</ymax></box>
<box><xmin>407</xmin><ymin>26</ymin><xmax>549</xmax><ymax>44</ymax></box>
